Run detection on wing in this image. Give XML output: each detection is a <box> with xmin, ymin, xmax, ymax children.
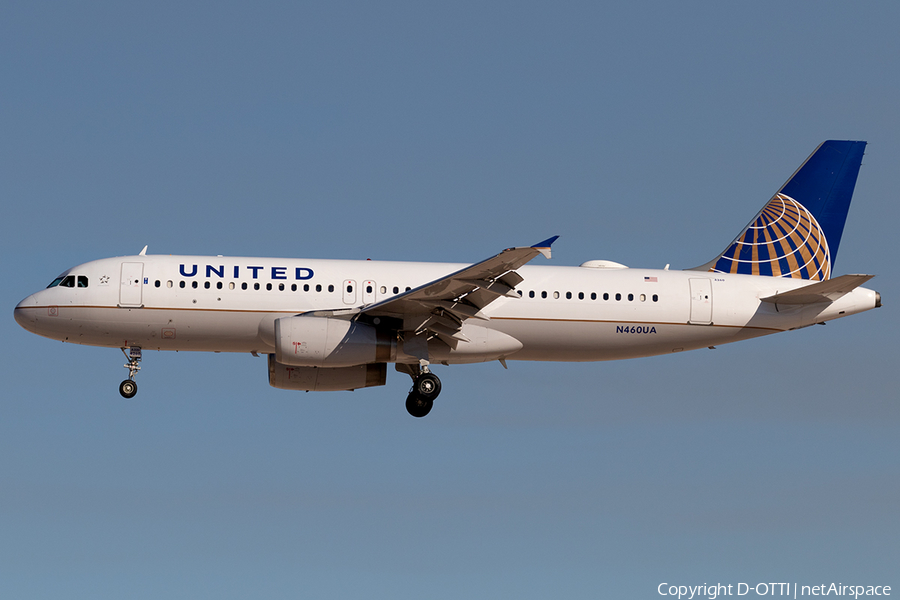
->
<box><xmin>363</xmin><ymin>236</ymin><xmax>557</xmax><ymax>347</ymax></box>
<box><xmin>306</xmin><ymin>236</ymin><xmax>558</xmax><ymax>349</ymax></box>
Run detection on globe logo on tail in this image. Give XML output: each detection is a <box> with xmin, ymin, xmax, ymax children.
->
<box><xmin>712</xmin><ymin>193</ymin><xmax>831</xmax><ymax>280</ymax></box>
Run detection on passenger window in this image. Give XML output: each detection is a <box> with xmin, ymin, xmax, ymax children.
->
<box><xmin>291</xmin><ymin>284</ymin><xmax>297</xmax><ymax>291</ymax></box>
<box><xmin>347</xmin><ymin>285</ymin><xmax>353</xmax><ymax>293</ymax></box>
<box><xmin>303</xmin><ymin>284</ymin><xmax>309</xmax><ymax>292</ymax></box>
<box><xmin>366</xmin><ymin>285</ymin><xmax>373</xmax><ymax>294</ymax></box>
<box><xmin>529</xmin><ymin>291</ymin><xmax>535</xmax><ymax>298</ymax></box>
<box><xmin>204</xmin><ymin>282</ymin><xmax>210</xmax><ymax>289</ymax></box>
<box><xmin>553</xmin><ymin>291</ymin><xmax>560</xmax><ymax>299</ymax></box>
<box><xmin>578</xmin><ymin>292</ymin><xmax>584</xmax><ymax>300</ymax></box>
<box><xmin>565</xmin><ymin>292</ymin><xmax>572</xmax><ymax>299</ymax></box>
<box><xmin>241</xmin><ymin>282</ymin><xmax>248</xmax><ymax>290</ymax></box>
<box><xmin>652</xmin><ymin>294</ymin><xmax>659</xmax><ymax>302</ymax></box>
<box><xmin>192</xmin><ymin>281</ymin><xmax>198</xmax><ymax>289</ymax></box>
<box><xmin>266</xmin><ymin>283</ymin><xmax>272</xmax><ymax>291</ymax></box>
<box><xmin>591</xmin><ymin>292</ymin><xmax>597</xmax><ymax>300</ymax></box>
<box><xmin>316</xmin><ymin>284</ymin><xmax>322</xmax><ymax>292</ymax></box>
<box><xmin>615</xmin><ymin>293</ymin><xmax>622</xmax><ymax>301</ymax></box>
<box><xmin>628</xmin><ymin>293</ymin><xmax>634</xmax><ymax>301</ymax></box>
<box><xmin>154</xmin><ymin>280</ymin><xmax>161</xmax><ymax>288</ymax></box>
<box><xmin>541</xmin><ymin>291</ymin><xmax>547</xmax><ymax>299</ymax></box>
<box><xmin>640</xmin><ymin>294</ymin><xmax>646</xmax><ymax>302</ymax></box>
<box><xmin>517</xmin><ymin>290</ymin><xmax>523</xmax><ymax>297</ymax></box>
<box><xmin>405</xmin><ymin>287</ymin><xmax>411</xmax><ymax>292</ymax></box>
<box><xmin>180</xmin><ymin>281</ymin><xmax>186</xmax><ymax>288</ymax></box>
<box><xmin>278</xmin><ymin>283</ymin><xmax>284</xmax><ymax>291</ymax></box>
<box><xmin>393</xmin><ymin>286</ymin><xmax>399</xmax><ymax>294</ymax></box>
<box><xmin>217</xmin><ymin>282</ymin><xmax>223</xmax><ymax>290</ymax></box>
<box><xmin>603</xmin><ymin>292</ymin><xmax>609</xmax><ymax>301</ymax></box>
<box><xmin>254</xmin><ymin>283</ymin><xmax>260</xmax><ymax>290</ymax></box>
<box><xmin>78</xmin><ymin>276</ymin><xmax>89</xmax><ymax>288</ymax></box>
<box><xmin>380</xmin><ymin>286</ymin><xmax>387</xmax><ymax>294</ymax></box>
<box><xmin>167</xmin><ymin>281</ymin><xmax>173</xmax><ymax>288</ymax></box>
<box><xmin>229</xmin><ymin>282</ymin><xmax>235</xmax><ymax>290</ymax></box>
<box><xmin>328</xmin><ymin>284</ymin><xmax>335</xmax><ymax>293</ymax></box>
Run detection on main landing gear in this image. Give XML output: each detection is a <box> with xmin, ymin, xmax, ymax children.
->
<box><xmin>119</xmin><ymin>347</ymin><xmax>141</xmax><ymax>398</ymax></box>
<box><xmin>403</xmin><ymin>363</ymin><xmax>442</xmax><ymax>418</ymax></box>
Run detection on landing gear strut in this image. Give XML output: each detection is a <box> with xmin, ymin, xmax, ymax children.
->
<box><xmin>402</xmin><ymin>363</ymin><xmax>442</xmax><ymax>418</ymax></box>
<box><xmin>119</xmin><ymin>347</ymin><xmax>141</xmax><ymax>398</ymax></box>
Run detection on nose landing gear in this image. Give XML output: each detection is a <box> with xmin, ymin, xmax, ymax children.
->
<box><xmin>119</xmin><ymin>347</ymin><xmax>141</xmax><ymax>398</ymax></box>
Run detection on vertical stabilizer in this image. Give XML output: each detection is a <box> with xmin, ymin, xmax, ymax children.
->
<box><xmin>695</xmin><ymin>140</ymin><xmax>866</xmax><ymax>280</ymax></box>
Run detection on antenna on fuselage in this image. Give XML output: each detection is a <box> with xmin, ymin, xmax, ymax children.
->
<box><xmin>139</xmin><ymin>245</ymin><xmax>148</xmax><ymax>256</ymax></box>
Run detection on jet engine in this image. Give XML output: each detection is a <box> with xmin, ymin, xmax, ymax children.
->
<box><xmin>274</xmin><ymin>315</ymin><xmax>394</xmax><ymax>367</ymax></box>
<box><xmin>268</xmin><ymin>355</ymin><xmax>387</xmax><ymax>391</ymax></box>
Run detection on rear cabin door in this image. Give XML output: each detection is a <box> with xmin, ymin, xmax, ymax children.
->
<box><xmin>119</xmin><ymin>262</ymin><xmax>144</xmax><ymax>307</ymax></box>
<box><xmin>689</xmin><ymin>278</ymin><xmax>712</xmax><ymax>325</ymax></box>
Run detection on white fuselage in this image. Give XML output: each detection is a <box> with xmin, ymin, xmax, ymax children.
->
<box><xmin>14</xmin><ymin>254</ymin><xmax>879</xmax><ymax>364</ymax></box>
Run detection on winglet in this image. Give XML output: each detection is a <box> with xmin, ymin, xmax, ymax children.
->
<box><xmin>532</xmin><ymin>236</ymin><xmax>559</xmax><ymax>259</ymax></box>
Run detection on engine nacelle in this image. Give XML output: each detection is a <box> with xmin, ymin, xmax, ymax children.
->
<box><xmin>274</xmin><ymin>315</ymin><xmax>394</xmax><ymax>367</ymax></box>
<box><xmin>268</xmin><ymin>355</ymin><xmax>387</xmax><ymax>391</ymax></box>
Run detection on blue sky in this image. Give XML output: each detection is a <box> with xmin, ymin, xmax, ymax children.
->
<box><xmin>2</xmin><ymin>2</ymin><xmax>898</xmax><ymax>598</ymax></box>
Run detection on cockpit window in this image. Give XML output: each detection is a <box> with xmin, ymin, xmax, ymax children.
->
<box><xmin>46</xmin><ymin>275</ymin><xmax>88</xmax><ymax>288</ymax></box>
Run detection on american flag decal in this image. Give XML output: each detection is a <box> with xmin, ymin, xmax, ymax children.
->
<box><xmin>644</xmin><ymin>276</ymin><xmax>658</xmax><ymax>282</ymax></box>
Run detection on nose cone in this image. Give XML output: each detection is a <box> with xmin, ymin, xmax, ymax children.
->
<box><xmin>14</xmin><ymin>294</ymin><xmax>38</xmax><ymax>332</ymax></box>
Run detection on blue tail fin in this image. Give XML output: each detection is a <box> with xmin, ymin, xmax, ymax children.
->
<box><xmin>699</xmin><ymin>140</ymin><xmax>866</xmax><ymax>280</ymax></box>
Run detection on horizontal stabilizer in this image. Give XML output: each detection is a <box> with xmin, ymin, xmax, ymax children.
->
<box><xmin>760</xmin><ymin>274</ymin><xmax>874</xmax><ymax>305</ymax></box>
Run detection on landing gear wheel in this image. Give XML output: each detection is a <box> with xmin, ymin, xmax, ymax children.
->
<box><xmin>406</xmin><ymin>393</ymin><xmax>433</xmax><ymax>418</ymax></box>
<box><xmin>414</xmin><ymin>372</ymin><xmax>442</xmax><ymax>401</ymax></box>
<box><xmin>119</xmin><ymin>379</ymin><xmax>138</xmax><ymax>399</ymax></box>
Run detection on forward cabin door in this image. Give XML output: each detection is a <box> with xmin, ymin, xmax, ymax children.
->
<box><xmin>689</xmin><ymin>278</ymin><xmax>712</xmax><ymax>325</ymax></box>
<box><xmin>119</xmin><ymin>262</ymin><xmax>144</xmax><ymax>307</ymax></box>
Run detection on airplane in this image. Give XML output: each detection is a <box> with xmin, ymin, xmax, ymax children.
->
<box><xmin>14</xmin><ymin>140</ymin><xmax>880</xmax><ymax>417</ymax></box>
